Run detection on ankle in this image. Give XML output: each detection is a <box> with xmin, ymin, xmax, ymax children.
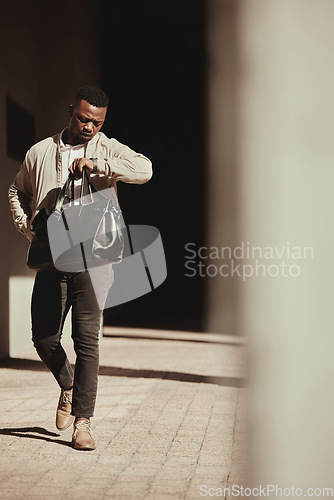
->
<box><xmin>75</xmin><ymin>417</ymin><xmax>90</xmax><ymax>423</ymax></box>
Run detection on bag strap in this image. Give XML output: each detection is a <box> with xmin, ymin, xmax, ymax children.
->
<box><xmin>54</xmin><ymin>176</ymin><xmax>72</xmax><ymax>211</ymax></box>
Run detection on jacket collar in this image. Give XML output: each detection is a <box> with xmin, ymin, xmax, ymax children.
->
<box><xmin>54</xmin><ymin>130</ymin><xmax>102</xmax><ymax>151</ymax></box>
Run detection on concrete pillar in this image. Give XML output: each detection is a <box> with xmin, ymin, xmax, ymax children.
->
<box><xmin>206</xmin><ymin>0</ymin><xmax>334</xmax><ymax>490</ymax></box>
<box><xmin>205</xmin><ymin>0</ymin><xmax>240</xmax><ymax>335</ymax></box>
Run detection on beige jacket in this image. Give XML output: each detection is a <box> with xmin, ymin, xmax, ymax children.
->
<box><xmin>8</xmin><ymin>131</ymin><xmax>152</xmax><ymax>241</ymax></box>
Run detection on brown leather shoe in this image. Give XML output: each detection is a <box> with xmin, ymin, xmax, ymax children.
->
<box><xmin>72</xmin><ymin>419</ymin><xmax>96</xmax><ymax>450</ymax></box>
<box><xmin>56</xmin><ymin>388</ymin><xmax>75</xmax><ymax>431</ymax></box>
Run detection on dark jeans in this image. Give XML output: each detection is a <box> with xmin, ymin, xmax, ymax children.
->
<box><xmin>31</xmin><ymin>269</ymin><xmax>112</xmax><ymax>418</ymax></box>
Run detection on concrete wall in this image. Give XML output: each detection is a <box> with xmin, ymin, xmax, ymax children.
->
<box><xmin>206</xmin><ymin>0</ymin><xmax>334</xmax><ymax>489</ymax></box>
<box><xmin>0</xmin><ymin>1</ymin><xmax>100</xmax><ymax>358</ymax></box>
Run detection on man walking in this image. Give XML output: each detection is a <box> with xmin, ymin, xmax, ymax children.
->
<box><xmin>8</xmin><ymin>86</ymin><xmax>152</xmax><ymax>450</ymax></box>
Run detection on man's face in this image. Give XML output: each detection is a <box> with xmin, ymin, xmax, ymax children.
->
<box><xmin>67</xmin><ymin>99</ymin><xmax>107</xmax><ymax>145</ymax></box>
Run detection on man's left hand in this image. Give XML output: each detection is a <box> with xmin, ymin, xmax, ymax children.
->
<box><xmin>69</xmin><ymin>158</ymin><xmax>94</xmax><ymax>180</ymax></box>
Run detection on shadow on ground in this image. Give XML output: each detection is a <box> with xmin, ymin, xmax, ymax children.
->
<box><xmin>0</xmin><ymin>358</ymin><xmax>247</xmax><ymax>388</ymax></box>
<box><xmin>0</xmin><ymin>426</ymin><xmax>72</xmax><ymax>447</ymax></box>
<box><xmin>103</xmin><ymin>332</ymin><xmax>245</xmax><ymax>347</ymax></box>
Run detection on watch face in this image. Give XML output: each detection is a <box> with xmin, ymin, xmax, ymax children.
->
<box><xmin>91</xmin><ymin>158</ymin><xmax>98</xmax><ymax>173</ymax></box>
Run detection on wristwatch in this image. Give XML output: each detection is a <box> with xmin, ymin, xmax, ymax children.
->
<box><xmin>90</xmin><ymin>157</ymin><xmax>98</xmax><ymax>174</ymax></box>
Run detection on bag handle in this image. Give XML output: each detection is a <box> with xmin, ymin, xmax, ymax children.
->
<box><xmin>55</xmin><ymin>165</ymin><xmax>104</xmax><ymax>213</ymax></box>
<box><xmin>81</xmin><ymin>167</ymin><xmax>107</xmax><ymax>203</ymax></box>
<box><xmin>80</xmin><ymin>167</ymin><xmax>94</xmax><ymax>203</ymax></box>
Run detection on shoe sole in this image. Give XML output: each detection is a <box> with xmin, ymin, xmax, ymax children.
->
<box><xmin>72</xmin><ymin>440</ymin><xmax>96</xmax><ymax>451</ymax></box>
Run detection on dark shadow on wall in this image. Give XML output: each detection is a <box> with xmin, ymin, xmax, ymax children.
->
<box><xmin>99</xmin><ymin>0</ymin><xmax>206</xmax><ymax>332</ymax></box>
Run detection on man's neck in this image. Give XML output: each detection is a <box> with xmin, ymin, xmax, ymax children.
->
<box><xmin>62</xmin><ymin>128</ymin><xmax>83</xmax><ymax>146</ymax></box>
<box><xmin>62</xmin><ymin>129</ymin><xmax>72</xmax><ymax>145</ymax></box>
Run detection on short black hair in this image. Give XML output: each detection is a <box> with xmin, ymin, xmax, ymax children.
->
<box><xmin>74</xmin><ymin>85</ymin><xmax>109</xmax><ymax>108</ymax></box>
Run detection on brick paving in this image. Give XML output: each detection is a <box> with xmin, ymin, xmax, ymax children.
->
<box><xmin>0</xmin><ymin>328</ymin><xmax>247</xmax><ymax>499</ymax></box>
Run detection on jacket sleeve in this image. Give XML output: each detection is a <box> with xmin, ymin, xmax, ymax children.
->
<box><xmin>8</xmin><ymin>152</ymin><xmax>34</xmax><ymax>242</ymax></box>
<box><xmin>95</xmin><ymin>139</ymin><xmax>152</xmax><ymax>184</ymax></box>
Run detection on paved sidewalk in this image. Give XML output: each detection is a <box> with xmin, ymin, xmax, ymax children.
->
<box><xmin>0</xmin><ymin>328</ymin><xmax>247</xmax><ymax>499</ymax></box>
